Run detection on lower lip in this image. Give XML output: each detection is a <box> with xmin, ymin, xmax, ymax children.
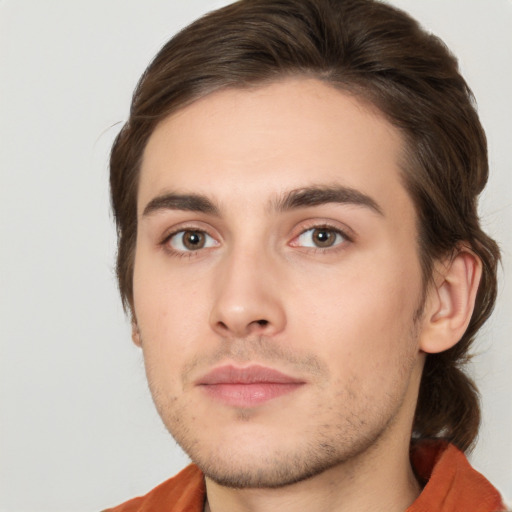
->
<box><xmin>200</xmin><ymin>382</ymin><xmax>303</xmax><ymax>407</ymax></box>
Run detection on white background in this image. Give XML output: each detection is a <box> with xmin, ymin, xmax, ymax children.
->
<box><xmin>1</xmin><ymin>1</ymin><xmax>511</xmax><ymax>511</ymax></box>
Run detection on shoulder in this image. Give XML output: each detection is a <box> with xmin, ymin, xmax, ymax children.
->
<box><xmin>102</xmin><ymin>464</ymin><xmax>205</xmax><ymax>512</ymax></box>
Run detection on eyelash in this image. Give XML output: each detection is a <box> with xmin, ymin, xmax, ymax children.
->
<box><xmin>160</xmin><ymin>222</ymin><xmax>352</xmax><ymax>257</ymax></box>
<box><xmin>290</xmin><ymin>223</ymin><xmax>352</xmax><ymax>252</ymax></box>
<box><xmin>160</xmin><ymin>225</ymin><xmax>218</xmax><ymax>258</ymax></box>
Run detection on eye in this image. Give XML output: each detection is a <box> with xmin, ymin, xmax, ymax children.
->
<box><xmin>294</xmin><ymin>226</ymin><xmax>347</xmax><ymax>249</ymax></box>
<box><xmin>167</xmin><ymin>230</ymin><xmax>217</xmax><ymax>252</ymax></box>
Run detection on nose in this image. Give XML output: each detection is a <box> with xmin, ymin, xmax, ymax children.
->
<box><xmin>209</xmin><ymin>247</ymin><xmax>286</xmax><ymax>339</ymax></box>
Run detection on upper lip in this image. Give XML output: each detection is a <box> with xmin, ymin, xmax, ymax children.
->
<box><xmin>196</xmin><ymin>364</ymin><xmax>305</xmax><ymax>385</ymax></box>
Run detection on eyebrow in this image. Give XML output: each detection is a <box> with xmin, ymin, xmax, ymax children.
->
<box><xmin>142</xmin><ymin>185</ymin><xmax>383</xmax><ymax>218</ymax></box>
<box><xmin>142</xmin><ymin>193</ymin><xmax>220</xmax><ymax>217</ymax></box>
<box><xmin>273</xmin><ymin>185</ymin><xmax>384</xmax><ymax>216</ymax></box>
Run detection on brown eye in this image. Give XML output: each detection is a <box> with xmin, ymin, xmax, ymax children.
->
<box><xmin>312</xmin><ymin>228</ymin><xmax>337</xmax><ymax>247</ymax></box>
<box><xmin>169</xmin><ymin>230</ymin><xmax>216</xmax><ymax>252</ymax></box>
<box><xmin>182</xmin><ymin>231</ymin><xmax>205</xmax><ymax>250</ymax></box>
<box><xmin>295</xmin><ymin>226</ymin><xmax>346</xmax><ymax>249</ymax></box>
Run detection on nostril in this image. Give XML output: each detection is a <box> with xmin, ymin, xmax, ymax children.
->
<box><xmin>212</xmin><ymin>317</ymin><xmax>275</xmax><ymax>337</ymax></box>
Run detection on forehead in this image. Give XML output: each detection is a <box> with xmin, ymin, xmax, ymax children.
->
<box><xmin>139</xmin><ymin>78</ymin><xmax>411</xmax><ymax>220</ymax></box>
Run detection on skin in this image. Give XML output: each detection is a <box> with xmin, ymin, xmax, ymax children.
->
<box><xmin>131</xmin><ymin>78</ymin><xmax>481</xmax><ymax>512</ymax></box>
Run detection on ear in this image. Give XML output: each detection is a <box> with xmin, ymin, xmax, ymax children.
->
<box><xmin>131</xmin><ymin>318</ymin><xmax>142</xmax><ymax>347</ymax></box>
<box><xmin>419</xmin><ymin>248</ymin><xmax>482</xmax><ymax>354</ymax></box>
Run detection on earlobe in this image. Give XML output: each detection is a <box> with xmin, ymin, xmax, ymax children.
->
<box><xmin>131</xmin><ymin>319</ymin><xmax>142</xmax><ymax>347</ymax></box>
<box><xmin>419</xmin><ymin>249</ymin><xmax>482</xmax><ymax>354</ymax></box>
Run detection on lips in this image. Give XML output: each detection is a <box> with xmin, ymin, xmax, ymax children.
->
<box><xmin>196</xmin><ymin>365</ymin><xmax>305</xmax><ymax>407</ymax></box>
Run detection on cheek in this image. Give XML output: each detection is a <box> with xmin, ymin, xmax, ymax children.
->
<box><xmin>132</xmin><ymin>250</ymin><xmax>211</xmax><ymax>366</ymax></box>
<box><xmin>134</xmin><ymin>243</ymin><xmax>206</xmax><ymax>315</ymax></box>
<box><xmin>289</xmin><ymin>253</ymin><xmax>422</xmax><ymax>374</ymax></box>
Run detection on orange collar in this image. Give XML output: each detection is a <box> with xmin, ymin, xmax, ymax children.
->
<box><xmin>407</xmin><ymin>440</ymin><xmax>505</xmax><ymax>511</ymax></box>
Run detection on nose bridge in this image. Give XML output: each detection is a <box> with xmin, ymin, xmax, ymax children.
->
<box><xmin>209</xmin><ymin>238</ymin><xmax>286</xmax><ymax>338</ymax></box>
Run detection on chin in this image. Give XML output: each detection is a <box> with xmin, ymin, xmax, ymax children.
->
<box><xmin>178</xmin><ymin>422</ymin><xmax>388</xmax><ymax>489</ymax></box>
<box><xmin>197</xmin><ymin>447</ymin><xmax>342</xmax><ymax>489</ymax></box>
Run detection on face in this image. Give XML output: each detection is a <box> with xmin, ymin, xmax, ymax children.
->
<box><xmin>133</xmin><ymin>79</ymin><xmax>427</xmax><ymax>488</ymax></box>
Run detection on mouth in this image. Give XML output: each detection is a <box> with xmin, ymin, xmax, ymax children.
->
<box><xmin>196</xmin><ymin>364</ymin><xmax>306</xmax><ymax>407</ymax></box>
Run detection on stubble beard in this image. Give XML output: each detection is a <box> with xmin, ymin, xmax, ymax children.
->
<box><xmin>145</xmin><ymin>328</ymin><xmax>422</xmax><ymax>490</ymax></box>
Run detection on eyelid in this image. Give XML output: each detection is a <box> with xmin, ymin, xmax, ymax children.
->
<box><xmin>159</xmin><ymin>222</ymin><xmax>221</xmax><ymax>255</ymax></box>
<box><xmin>287</xmin><ymin>220</ymin><xmax>355</xmax><ymax>255</ymax></box>
<box><xmin>171</xmin><ymin>230</ymin><xmax>217</xmax><ymax>251</ymax></box>
<box><xmin>160</xmin><ymin>220</ymin><xmax>218</xmax><ymax>242</ymax></box>
<box><xmin>290</xmin><ymin>219</ymin><xmax>354</xmax><ymax>243</ymax></box>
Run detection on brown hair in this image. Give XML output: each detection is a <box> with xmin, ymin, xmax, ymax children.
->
<box><xmin>110</xmin><ymin>0</ymin><xmax>500</xmax><ymax>452</ymax></box>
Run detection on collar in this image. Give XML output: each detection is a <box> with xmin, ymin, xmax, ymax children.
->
<box><xmin>407</xmin><ymin>439</ymin><xmax>505</xmax><ymax>511</ymax></box>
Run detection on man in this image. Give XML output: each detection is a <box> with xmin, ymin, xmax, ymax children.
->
<box><xmin>104</xmin><ymin>0</ymin><xmax>506</xmax><ymax>510</ymax></box>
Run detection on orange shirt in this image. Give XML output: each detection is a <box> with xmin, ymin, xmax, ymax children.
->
<box><xmin>103</xmin><ymin>441</ymin><xmax>506</xmax><ymax>512</ymax></box>
<box><xmin>407</xmin><ymin>440</ymin><xmax>505</xmax><ymax>511</ymax></box>
<box><xmin>103</xmin><ymin>464</ymin><xmax>205</xmax><ymax>512</ymax></box>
